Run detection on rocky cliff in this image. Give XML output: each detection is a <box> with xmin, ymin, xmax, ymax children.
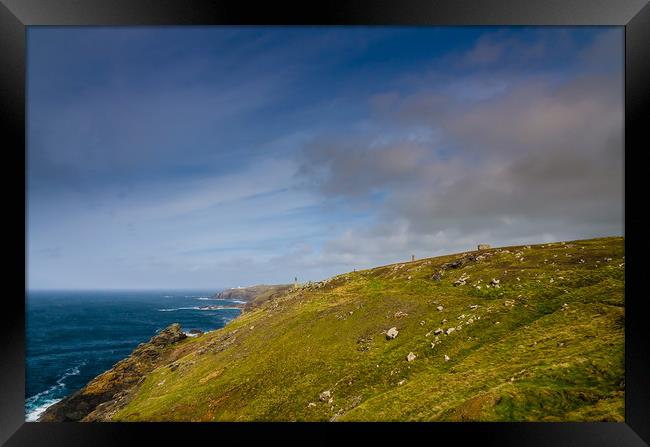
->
<box><xmin>38</xmin><ymin>324</ymin><xmax>188</xmax><ymax>422</ymax></box>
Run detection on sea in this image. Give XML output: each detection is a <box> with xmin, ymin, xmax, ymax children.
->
<box><xmin>25</xmin><ymin>289</ymin><xmax>241</xmax><ymax>422</ymax></box>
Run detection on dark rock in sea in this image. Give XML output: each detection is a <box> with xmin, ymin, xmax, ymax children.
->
<box><xmin>38</xmin><ymin>323</ymin><xmax>187</xmax><ymax>422</ymax></box>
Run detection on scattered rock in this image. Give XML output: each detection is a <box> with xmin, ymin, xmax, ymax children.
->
<box><xmin>437</xmin><ymin>306</ymin><xmax>444</xmax><ymax>312</ymax></box>
<box><xmin>490</xmin><ymin>278</ymin><xmax>500</xmax><ymax>286</ymax></box>
<box><xmin>420</xmin><ymin>321</ymin><xmax>425</xmax><ymax>326</ymax></box>
<box><xmin>406</xmin><ymin>352</ymin><xmax>417</xmax><ymax>362</ymax></box>
<box><xmin>319</xmin><ymin>390</ymin><xmax>331</xmax><ymax>402</ymax></box>
<box><xmin>431</xmin><ymin>270</ymin><xmax>444</xmax><ymax>281</ymax></box>
<box><xmin>308</xmin><ymin>402</ymin><xmax>316</xmax><ymax>408</ymax></box>
<box><xmin>444</xmin><ymin>259</ymin><xmax>466</xmax><ymax>269</ymax></box>
<box><xmin>386</xmin><ymin>327</ymin><xmax>399</xmax><ymax>340</ymax></box>
<box><xmin>394</xmin><ymin>311</ymin><xmax>408</xmax><ymax>319</ymax></box>
<box><xmin>445</xmin><ymin>327</ymin><xmax>456</xmax><ymax>335</ymax></box>
<box><xmin>454</xmin><ymin>273</ymin><xmax>470</xmax><ymax>286</ymax></box>
<box><xmin>434</xmin><ymin>328</ymin><xmax>443</xmax><ymax>335</ymax></box>
<box><xmin>444</xmin><ymin>354</ymin><xmax>450</xmax><ymax>362</ymax></box>
<box><xmin>470</xmin><ymin>304</ymin><xmax>479</xmax><ymax>310</ymax></box>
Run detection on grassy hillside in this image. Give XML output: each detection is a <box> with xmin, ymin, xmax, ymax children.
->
<box><xmin>110</xmin><ymin>236</ymin><xmax>624</xmax><ymax>422</ymax></box>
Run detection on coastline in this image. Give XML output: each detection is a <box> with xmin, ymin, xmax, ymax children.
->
<box><xmin>29</xmin><ymin>285</ymin><xmax>289</xmax><ymax>422</ymax></box>
<box><xmin>24</xmin><ymin>289</ymin><xmax>242</xmax><ymax>422</ymax></box>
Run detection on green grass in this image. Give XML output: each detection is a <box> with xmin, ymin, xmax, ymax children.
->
<box><xmin>111</xmin><ymin>236</ymin><xmax>625</xmax><ymax>422</ymax></box>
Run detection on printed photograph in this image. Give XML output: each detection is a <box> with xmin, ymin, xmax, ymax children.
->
<box><xmin>26</xmin><ymin>26</ymin><xmax>624</xmax><ymax>422</ymax></box>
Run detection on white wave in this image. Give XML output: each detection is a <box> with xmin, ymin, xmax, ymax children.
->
<box><xmin>197</xmin><ymin>296</ymin><xmax>246</xmax><ymax>304</ymax></box>
<box><xmin>25</xmin><ymin>362</ymin><xmax>84</xmax><ymax>422</ymax></box>
<box><xmin>159</xmin><ymin>305</ymin><xmax>241</xmax><ymax>312</ymax></box>
<box><xmin>26</xmin><ymin>398</ymin><xmax>63</xmax><ymax>422</ymax></box>
<box><xmin>157</xmin><ymin>306</ymin><xmax>201</xmax><ymax>312</ymax></box>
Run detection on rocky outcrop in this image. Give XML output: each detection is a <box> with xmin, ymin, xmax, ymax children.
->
<box><xmin>211</xmin><ymin>284</ymin><xmax>293</xmax><ymax>311</ymax></box>
<box><xmin>38</xmin><ymin>324</ymin><xmax>187</xmax><ymax>422</ymax></box>
<box><xmin>213</xmin><ymin>284</ymin><xmax>291</xmax><ymax>302</ymax></box>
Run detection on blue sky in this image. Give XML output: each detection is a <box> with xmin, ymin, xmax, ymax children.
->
<box><xmin>27</xmin><ymin>26</ymin><xmax>624</xmax><ymax>289</ymax></box>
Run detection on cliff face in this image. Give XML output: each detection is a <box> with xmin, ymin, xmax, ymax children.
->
<box><xmin>38</xmin><ymin>324</ymin><xmax>187</xmax><ymax>422</ymax></box>
<box><xmin>41</xmin><ymin>237</ymin><xmax>625</xmax><ymax>422</ymax></box>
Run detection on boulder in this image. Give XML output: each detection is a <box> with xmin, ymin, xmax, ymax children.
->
<box><xmin>386</xmin><ymin>327</ymin><xmax>399</xmax><ymax>340</ymax></box>
<box><xmin>454</xmin><ymin>273</ymin><xmax>470</xmax><ymax>286</ymax></box>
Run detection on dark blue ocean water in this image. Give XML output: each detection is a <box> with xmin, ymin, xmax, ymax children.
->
<box><xmin>25</xmin><ymin>289</ymin><xmax>241</xmax><ymax>421</ymax></box>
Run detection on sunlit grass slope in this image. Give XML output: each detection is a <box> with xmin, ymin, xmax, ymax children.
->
<box><xmin>112</xmin><ymin>237</ymin><xmax>624</xmax><ymax>422</ymax></box>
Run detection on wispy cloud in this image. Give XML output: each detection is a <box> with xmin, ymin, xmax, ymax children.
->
<box><xmin>27</xmin><ymin>27</ymin><xmax>623</xmax><ymax>289</ymax></box>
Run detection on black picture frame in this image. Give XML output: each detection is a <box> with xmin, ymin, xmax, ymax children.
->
<box><xmin>1</xmin><ymin>1</ymin><xmax>648</xmax><ymax>445</ymax></box>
